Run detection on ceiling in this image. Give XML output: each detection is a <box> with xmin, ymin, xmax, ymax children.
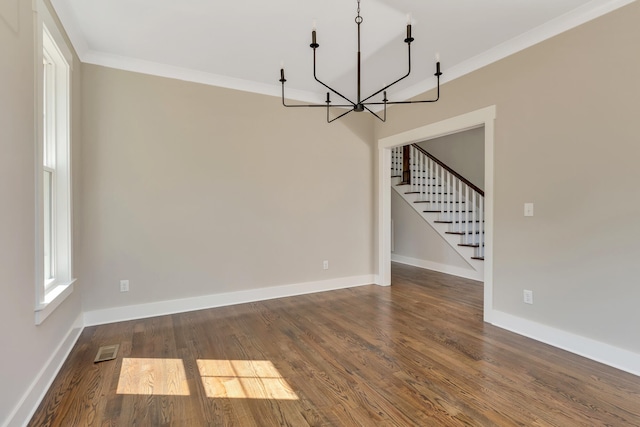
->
<box><xmin>50</xmin><ymin>0</ymin><xmax>630</xmax><ymax>105</ymax></box>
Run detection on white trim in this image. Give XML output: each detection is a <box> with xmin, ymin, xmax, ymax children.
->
<box><xmin>50</xmin><ymin>0</ymin><xmax>634</xmax><ymax>102</ymax></box>
<box><xmin>393</xmin><ymin>0</ymin><xmax>637</xmax><ymax>104</ymax></box>
<box><xmin>391</xmin><ymin>254</ymin><xmax>482</xmax><ymax>282</ymax></box>
<box><xmin>34</xmin><ymin>0</ymin><xmax>75</xmax><ymax>325</ymax></box>
<box><xmin>2</xmin><ymin>314</ymin><xmax>84</xmax><ymax>427</ymax></box>
<box><xmin>377</xmin><ymin>106</ymin><xmax>496</xmax><ymax>322</ymax></box>
<box><xmin>80</xmin><ymin>50</ymin><xmax>326</xmax><ymax>105</ymax></box>
<box><xmin>36</xmin><ymin>0</ymin><xmax>73</xmax><ymax>68</ymax></box>
<box><xmin>491</xmin><ymin>310</ymin><xmax>640</xmax><ymax>378</ymax></box>
<box><xmin>84</xmin><ymin>275</ymin><xmax>375</xmax><ymax>327</ymax></box>
<box><xmin>35</xmin><ymin>280</ymin><xmax>76</xmax><ymax>325</ymax></box>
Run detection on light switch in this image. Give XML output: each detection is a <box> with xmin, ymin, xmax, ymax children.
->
<box><xmin>524</xmin><ymin>203</ymin><xmax>534</xmax><ymax>217</ymax></box>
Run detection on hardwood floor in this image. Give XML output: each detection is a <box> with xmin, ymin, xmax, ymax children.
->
<box><xmin>30</xmin><ymin>263</ymin><xmax>640</xmax><ymax>426</ymax></box>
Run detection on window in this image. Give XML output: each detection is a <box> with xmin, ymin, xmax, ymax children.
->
<box><xmin>35</xmin><ymin>1</ymin><xmax>75</xmax><ymax>325</ymax></box>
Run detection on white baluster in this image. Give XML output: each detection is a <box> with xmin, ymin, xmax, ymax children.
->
<box><xmin>454</xmin><ymin>176</ymin><xmax>459</xmax><ymax>232</ymax></box>
<box><xmin>433</xmin><ymin>164</ymin><xmax>438</xmax><ymax>212</ymax></box>
<box><xmin>479</xmin><ymin>196</ymin><xmax>484</xmax><ymax>258</ymax></box>
<box><xmin>428</xmin><ymin>158</ymin><xmax>433</xmax><ymax>208</ymax></box>
<box><xmin>465</xmin><ymin>184</ymin><xmax>470</xmax><ymax>241</ymax></box>
<box><xmin>472</xmin><ymin>191</ymin><xmax>477</xmax><ymax>245</ymax></box>
<box><xmin>392</xmin><ymin>147</ymin><xmax>397</xmax><ymax>176</ymax></box>
<box><xmin>419</xmin><ymin>151</ymin><xmax>425</xmax><ymax>201</ymax></box>
<box><xmin>422</xmin><ymin>153</ymin><xmax>427</xmax><ymax>202</ymax></box>
<box><xmin>396</xmin><ymin>147</ymin><xmax>401</xmax><ymax>177</ymax></box>
<box><xmin>437</xmin><ymin>165</ymin><xmax>446</xmax><ymax>214</ymax></box>
<box><xmin>410</xmin><ymin>146</ymin><xmax>416</xmax><ymax>192</ymax></box>
<box><xmin>447</xmin><ymin>171</ymin><xmax>451</xmax><ymax>219</ymax></box>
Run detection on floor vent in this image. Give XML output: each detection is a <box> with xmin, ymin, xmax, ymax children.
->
<box><xmin>94</xmin><ymin>344</ymin><xmax>120</xmax><ymax>363</ymax></box>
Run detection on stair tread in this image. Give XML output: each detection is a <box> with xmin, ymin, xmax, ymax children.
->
<box><xmin>458</xmin><ymin>243</ymin><xmax>480</xmax><ymax>248</ymax></box>
<box><xmin>407</xmin><ymin>192</ymin><xmax>455</xmax><ymax>195</ymax></box>
<box><xmin>445</xmin><ymin>231</ymin><xmax>484</xmax><ymax>235</ymax></box>
<box><xmin>422</xmin><ymin>214</ymin><xmax>476</xmax><ymax>217</ymax></box>
<box><xmin>434</xmin><ymin>220</ymin><xmax>483</xmax><ymax>224</ymax></box>
<box><xmin>471</xmin><ymin>256</ymin><xmax>485</xmax><ymax>261</ymax></box>
<box><xmin>410</xmin><ymin>196</ymin><xmax>466</xmax><ymax>202</ymax></box>
<box><xmin>412</xmin><ymin>195</ymin><xmax>454</xmax><ymax>200</ymax></box>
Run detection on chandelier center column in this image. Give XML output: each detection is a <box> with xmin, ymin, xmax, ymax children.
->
<box><xmin>355</xmin><ymin>1</ymin><xmax>364</xmax><ymax>112</ymax></box>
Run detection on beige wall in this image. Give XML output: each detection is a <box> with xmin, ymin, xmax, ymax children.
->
<box><xmin>376</xmin><ymin>2</ymin><xmax>640</xmax><ymax>353</ymax></box>
<box><xmin>0</xmin><ymin>1</ymin><xmax>83</xmax><ymax>422</ymax></box>
<box><xmin>417</xmin><ymin>127</ymin><xmax>485</xmax><ymax>190</ymax></box>
<box><xmin>80</xmin><ymin>65</ymin><xmax>375</xmax><ymax>312</ymax></box>
<box><xmin>4</xmin><ymin>1</ymin><xmax>640</xmax><ymax>421</ymax></box>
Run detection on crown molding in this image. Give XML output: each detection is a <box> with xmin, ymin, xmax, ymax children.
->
<box><xmin>81</xmin><ymin>49</ymin><xmax>327</xmax><ymax>104</ymax></box>
<box><xmin>392</xmin><ymin>0</ymin><xmax>638</xmax><ymax>103</ymax></box>
<box><xmin>52</xmin><ymin>0</ymin><xmax>636</xmax><ymax>103</ymax></box>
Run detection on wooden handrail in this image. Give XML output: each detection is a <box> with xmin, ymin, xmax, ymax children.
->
<box><xmin>411</xmin><ymin>144</ymin><xmax>484</xmax><ymax>197</ymax></box>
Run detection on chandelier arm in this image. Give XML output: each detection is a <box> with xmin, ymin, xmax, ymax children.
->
<box><xmin>360</xmin><ymin>42</ymin><xmax>412</xmax><ymax>104</ymax></box>
<box><xmin>362</xmin><ymin>104</ymin><xmax>386</xmax><ymax>122</ymax></box>
<box><xmin>363</xmin><ymin>67</ymin><xmax>441</xmax><ymax>105</ymax></box>
<box><xmin>327</xmin><ymin>107</ymin><xmax>354</xmax><ymax>123</ymax></box>
<box><xmin>281</xmin><ymin>81</ymin><xmax>353</xmax><ymax>108</ymax></box>
<box><xmin>312</xmin><ymin>48</ymin><xmax>356</xmax><ymax>106</ymax></box>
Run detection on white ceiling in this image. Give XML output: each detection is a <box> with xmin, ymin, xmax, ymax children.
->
<box><xmin>51</xmin><ymin>0</ymin><xmax>632</xmax><ymax>105</ymax></box>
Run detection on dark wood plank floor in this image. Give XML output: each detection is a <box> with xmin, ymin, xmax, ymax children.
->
<box><xmin>30</xmin><ymin>263</ymin><xmax>640</xmax><ymax>426</ymax></box>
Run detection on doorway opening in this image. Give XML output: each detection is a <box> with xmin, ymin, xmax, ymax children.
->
<box><xmin>377</xmin><ymin>106</ymin><xmax>496</xmax><ymax>322</ymax></box>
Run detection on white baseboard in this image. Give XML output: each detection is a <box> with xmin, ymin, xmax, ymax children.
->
<box><xmin>391</xmin><ymin>254</ymin><xmax>483</xmax><ymax>282</ymax></box>
<box><xmin>4</xmin><ymin>314</ymin><xmax>84</xmax><ymax>427</ymax></box>
<box><xmin>84</xmin><ymin>275</ymin><xmax>376</xmax><ymax>326</ymax></box>
<box><xmin>491</xmin><ymin>310</ymin><xmax>640</xmax><ymax>377</ymax></box>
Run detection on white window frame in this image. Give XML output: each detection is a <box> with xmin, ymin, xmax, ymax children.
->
<box><xmin>34</xmin><ymin>0</ymin><xmax>75</xmax><ymax>325</ymax></box>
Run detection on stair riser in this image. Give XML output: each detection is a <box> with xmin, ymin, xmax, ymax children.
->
<box><xmin>412</xmin><ymin>197</ymin><xmax>467</xmax><ymax>204</ymax></box>
<box><xmin>460</xmin><ymin>236</ymin><xmax>484</xmax><ymax>245</ymax></box>
<box><xmin>432</xmin><ymin>212</ymin><xmax>479</xmax><ymax>223</ymax></box>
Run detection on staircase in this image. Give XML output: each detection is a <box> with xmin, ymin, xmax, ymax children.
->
<box><xmin>391</xmin><ymin>144</ymin><xmax>485</xmax><ymax>277</ymax></box>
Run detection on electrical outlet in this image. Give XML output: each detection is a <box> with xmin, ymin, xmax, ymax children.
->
<box><xmin>524</xmin><ymin>203</ymin><xmax>534</xmax><ymax>217</ymax></box>
<box><xmin>120</xmin><ymin>280</ymin><xmax>129</xmax><ymax>292</ymax></box>
<box><xmin>323</xmin><ymin>260</ymin><xmax>329</xmax><ymax>270</ymax></box>
<box><xmin>523</xmin><ymin>289</ymin><xmax>533</xmax><ymax>304</ymax></box>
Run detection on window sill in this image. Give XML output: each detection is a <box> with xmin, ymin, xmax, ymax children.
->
<box><xmin>35</xmin><ymin>279</ymin><xmax>76</xmax><ymax>325</ymax></box>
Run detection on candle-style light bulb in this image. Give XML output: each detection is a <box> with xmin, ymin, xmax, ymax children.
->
<box><xmin>311</xmin><ymin>20</ymin><xmax>318</xmax><ymax>47</ymax></box>
<box><xmin>405</xmin><ymin>13</ymin><xmax>413</xmax><ymax>42</ymax></box>
<box><xmin>435</xmin><ymin>52</ymin><xmax>440</xmax><ymax>62</ymax></box>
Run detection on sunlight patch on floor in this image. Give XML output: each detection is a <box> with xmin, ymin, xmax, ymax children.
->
<box><xmin>116</xmin><ymin>358</ymin><xmax>190</xmax><ymax>396</ymax></box>
<box><xmin>197</xmin><ymin>359</ymin><xmax>299</xmax><ymax>400</ymax></box>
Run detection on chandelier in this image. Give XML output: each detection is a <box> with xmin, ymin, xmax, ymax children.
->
<box><xmin>279</xmin><ymin>0</ymin><xmax>442</xmax><ymax>123</ymax></box>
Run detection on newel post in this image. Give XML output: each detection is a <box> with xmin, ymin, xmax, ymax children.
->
<box><xmin>401</xmin><ymin>145</ymin><xmax>411</xmax><ymax>184</ymax></box>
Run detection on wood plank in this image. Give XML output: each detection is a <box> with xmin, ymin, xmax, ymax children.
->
<box><xmin>29</xmin><ymin>263</ymin><xmax>640</xmax><ymax>426</ymax></box>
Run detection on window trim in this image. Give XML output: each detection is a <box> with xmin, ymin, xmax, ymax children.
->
<box><xmin>34</xmin><ymin>0</ymin><xmax>75</xmax><ymax>325</ymax></box>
